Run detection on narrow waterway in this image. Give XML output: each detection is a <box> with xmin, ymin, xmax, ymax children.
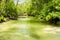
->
<box><xmin>0</xmin><ymin>17</ymin><xmax>60</xmax><ymax>40</ymax></box>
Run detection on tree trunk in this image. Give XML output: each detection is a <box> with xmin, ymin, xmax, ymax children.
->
<box><xmin>16</xmin><ymin>0</ymin><xmax>19</xmax><ymax>6</ymax></box>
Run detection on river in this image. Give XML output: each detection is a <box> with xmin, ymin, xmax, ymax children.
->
<box><xmin>0</xmin><ymin>17</ymin><xmax>60</xmax><ymax>40</ymax></box>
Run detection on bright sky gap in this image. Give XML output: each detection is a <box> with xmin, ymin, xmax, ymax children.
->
<box><xmin>14</xmin><ymin>0</ymin><xmax>31</xmax><ymax>5</ymax></box>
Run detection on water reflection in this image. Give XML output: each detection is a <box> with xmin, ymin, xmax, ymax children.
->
<box><xmin>17</xmin><ymin>17</ymin><xmax>29</xmax><ymax>37</ymax></box>
<box><xmin>19</xmin><ymin>24</ymin><xmax>30</xmax><ymax>38</ymax></box>
<box><xmin>19</xmin><ymin>17</ymin><xmax>30</xmax><ymax>21</ymax></box>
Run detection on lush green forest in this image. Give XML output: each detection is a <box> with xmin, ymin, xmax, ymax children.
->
<box><xmin>0</xmin><ymin>0</ymin><xmax>60</xmax><ymax>40</ymax></box>
<box><xmin>0</xmin><ymin>0</ymin><xmax>60</xmax><ymax>24</ymax></box>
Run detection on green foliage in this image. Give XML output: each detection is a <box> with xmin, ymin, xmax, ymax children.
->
<box><xmin>28</xmin><ymin>0</ymin><xmax>52</xmax><ymax>16</ymax></box>
<box><xmin>0</xmin><ymin>0</ymin><xmax>18</xmax><ymax>22</ymax></box>
<box><xmin>0</xmin><ymin>0</ymin><xmax>60</xmax><ymax>24</ymax></box>
<box><xmin>28</xmin><ymin>0</ymin><xmax>43</xmax><ymax>16</ymax></box>
<box><xmin>5</xmin><ymin>0</ymin><xmax>18</xmax><ymax>19</ymax></box>
<box><xmin>17</xmin><ymin>0</ymin><xmax>32</xmax><ymax>16</ymax></box>
<box><xmin>0</xmin><ymin>0</ymin><xmax>6</xmax><ymax>22</ymax></box>
<box><xmin>37</xmin><ymin>0</ymin><xmax>60</xmax><ymax>24</ymax></box>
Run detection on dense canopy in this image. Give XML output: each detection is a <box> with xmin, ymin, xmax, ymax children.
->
<box><xmin>0</xmin><ymin>0</ymin><xmax>60</xmax><ymax>24</ymax></box>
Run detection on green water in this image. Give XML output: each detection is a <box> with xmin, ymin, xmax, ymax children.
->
<box><xmin>0</xmin><ymin>17</ymin><xmax>60</xmax><ymax>40</ymax></box>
